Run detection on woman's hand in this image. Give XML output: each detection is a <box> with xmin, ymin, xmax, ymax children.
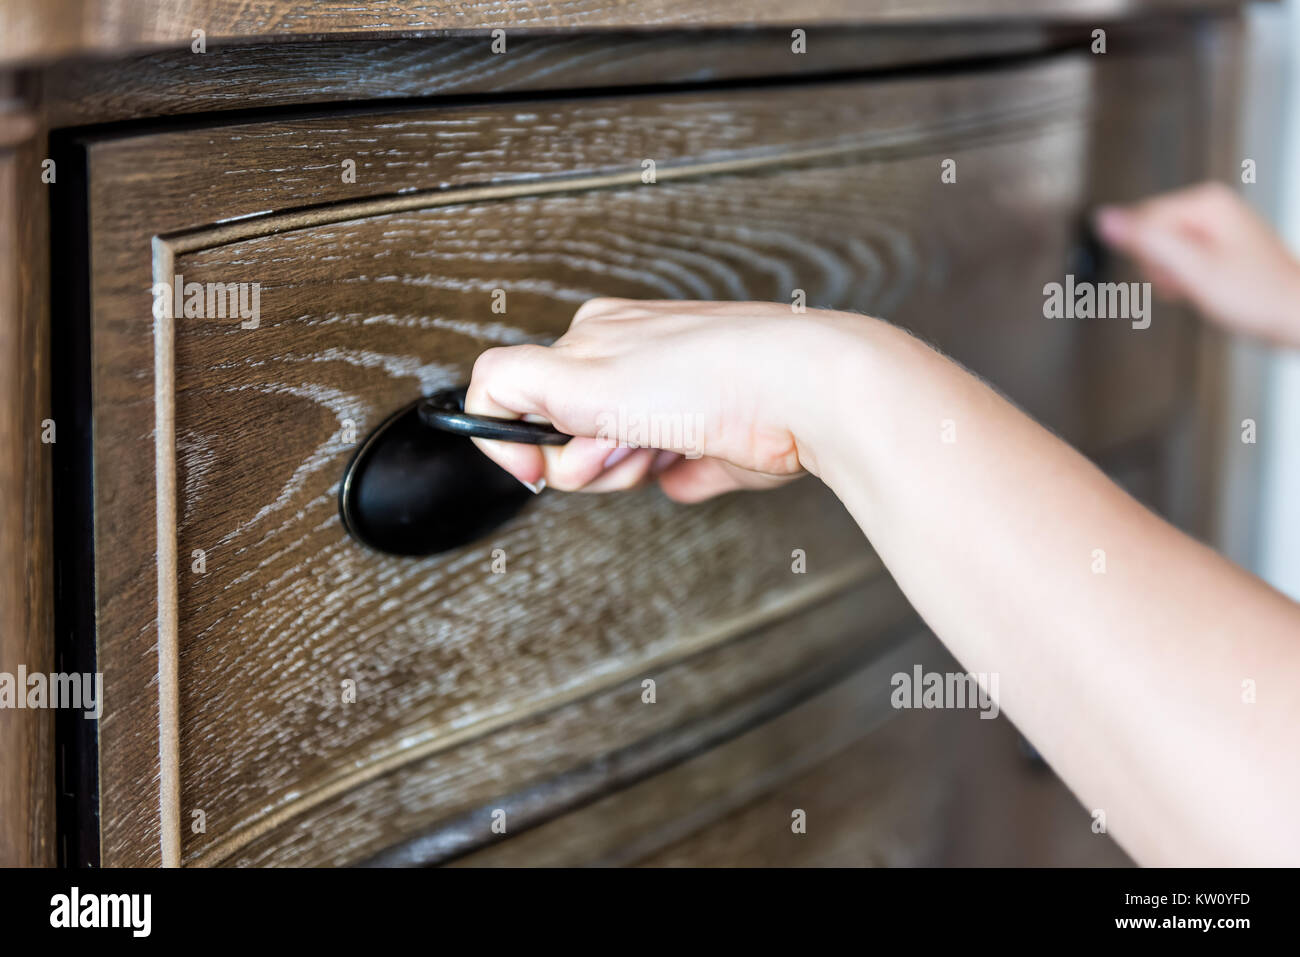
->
<box><xmin>465</xmin><ymin>298</ymin><xmax>875</xmax><ymax>502</ymax></box>
<box><xmin>1095</xmin><ymin>181</ymin><xmax>1300</xmax><ymax>347</ymax></box>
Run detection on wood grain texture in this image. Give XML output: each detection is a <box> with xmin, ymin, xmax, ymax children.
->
<box><xmin>634</xmin><ymin>691</ymin><xmax>1132</xmax><ymax>867</ymax></box>
<box><xmin>3</xmin><ymin>0</ymin><xmax>1244</xmax><ymax>67</ymax></box>
<box><xmin>74</xmin><ymin>52</ymin><xmax>1213</xmax><ymax>867</ymax></box>
<box><xmin>453</xmin><ymin>627</ymin><xmax>950</xmax><ymax>866</ymax></box>
<box><xmin>79</xmin><ymin>61</ymin><xmax>1109</xmax><ymax>866</ymax></box>
<box><xmin>151</xmin><ymin>160</ymin><xmax>1020</xmax><ymax>865</ymax></box>
<box><xmin>456</xmin><ymin>628</ymin><xmax>1131</xmax><ymax>867</ymax></box>
<box><xmin>0</xmin><ymin>92</ymin><xmax>55</xmax><ymax>867</ymax></box>
<box><xmin>457</xmin><ymin>472</ymin><xmax>1158</xmax><ymax>869</ymax></box>
<box><xmin>233</xmin><ymin>576</ymin><xmax>916</xmax><ymax>866</ymax></box>
<box><xmin>85</xmin><ymin>59</ymin><xmax>1092</xmax><ymax>229</ymax></box>
<box><xmin>40</xmin><ymin>27</ymin><xmax>1073</xmax><ymax>127</ymax></box>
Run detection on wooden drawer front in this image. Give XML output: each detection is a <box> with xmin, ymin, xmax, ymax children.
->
<box><xmin>165</xmin><ymin>139</ymin><xmax>1077</xmax><ymax>866</ymax></box>
<box><xmin>452</xmin><ymin>629</ymin><xmax>1130</xmax><ymax>868</ymax></box>
<box><xmin>72</xmin><ymin>53</ymin><xmax>1193</xmax><ymax>866</ymax></box>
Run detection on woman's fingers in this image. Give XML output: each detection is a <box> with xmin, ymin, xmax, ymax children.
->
<box><xmin>463</xmin><ymin>297</ymin><xmax>826</xmax><ymax>495</ymax></box>
<box><xmin>578</xmin><ymin>447</ymin><xmax>661</xmax><ymax>492</ymax></box>
<box><xmin>465</xmin><ymin>343</ymin><xmax>603</xmax><ymax>490</ymax></box>
<box><xmin>537</xmin><ymin>436</ymin><xmax>624</xmax><ymax>491</ymax></box>
<box><xmin>464</xmin><ymin>345</ymin><xmax>548</xmax><ymax>488</ymax></box>
<box><xmin>657</xmin><ymin>456</ymin><xmax>800</xmax><ymax>503</ymax></box>
<box><xmin>1094</xmin><ymin>182</ymin><xmax>1300</xmax><ymax>344</ymax></box>
<box><xmin>1094</xmin><ymin>203</ymin><xmax>1207</xmax><ymax>298</ymax></box>
<box><xmin>465</xmin><ymin>346</ymin><xmax>683</xmax><ymax>494</ymax></box>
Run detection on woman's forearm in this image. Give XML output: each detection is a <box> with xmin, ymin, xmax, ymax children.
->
<box><xmin>466</xmin><ymin>299</ymin><xmax>1300</xmax><ymax>864</ymax></box>
<box><xmin>809</xmin><ymin>316</ymin><xmax>1300</xmax><ymax>865</ymax></box>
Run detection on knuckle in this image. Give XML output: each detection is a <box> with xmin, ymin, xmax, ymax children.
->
<box><xmin>573</xmin><ymin>297</ymin><xmax>624</xmax><ymax>324</ymax></box>
<box><xmin>750</xmin><ymin>429</ymin><xmax>802</xmax><ymax>476</ymax></box>
<box><xmin>475</xmin><ymin>343</ymin><xmax>545</xmax><ymax>376</ymax></box>
<box><xmin>471</xmin><ymin>346</ymin><xmax>509</xmax><ymax>379</ymax></box>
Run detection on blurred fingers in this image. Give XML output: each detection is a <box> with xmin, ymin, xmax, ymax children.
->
<box><xmin>1094</xmin><ymin>204</ymin><xmax>1210</xmax><ymax>299</ymax></box>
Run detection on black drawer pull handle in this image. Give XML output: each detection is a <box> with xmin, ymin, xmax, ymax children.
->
<box><xmin>417</xmin><ymin>387</ymin><xmax>571</xmax><ymax>446</ymax></box>
<box><xmin>339</xmin><ymin>385</ymin><xmax>568</xmax><ymax>557</ymax></box>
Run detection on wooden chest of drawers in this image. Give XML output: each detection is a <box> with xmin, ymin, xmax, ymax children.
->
<box><xmin>0</xmin><ymin>1</ymin><xmax>1245</xmax><ymax>867</ymax></box>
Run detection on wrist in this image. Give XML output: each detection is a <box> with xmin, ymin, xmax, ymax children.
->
<box><xmin>782</xmin><ymin>310</ymin><xmax>902</xmax><ymax>483</ymax></box>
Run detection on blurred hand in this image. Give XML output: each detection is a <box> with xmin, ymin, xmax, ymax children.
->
<box><xmin>1094</xmin><ymin>181</ymin><xmax>1300</xmax><ymax>347</ymax></box>
<box><xmin>465</xmin><ymin>299</ymin><xmax>868</xmax><ymax>502</ymax></box>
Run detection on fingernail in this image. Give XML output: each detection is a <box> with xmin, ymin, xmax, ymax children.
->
<box><xmin>519</xmin><ymin>477</ymin><xmax>547</xmax><ymax>495</ymax></box>
<box><xmin>603</xmin><ymin>446</ymin><xmax>633</xmax><ymax>469</ymax></box>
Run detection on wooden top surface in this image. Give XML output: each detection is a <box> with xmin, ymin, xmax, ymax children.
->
<box><xmin>3</xmin><ymin>0</ymin><xmax>1246</xmax><ymax>67</ymax></box>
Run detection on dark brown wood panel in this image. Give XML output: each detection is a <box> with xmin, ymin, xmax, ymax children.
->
<box><xmin>634</xmin><ymin>708</ymin><xmax>1131</xmax><ymax>867</ymax></box>
<box><xmin>0</xmin><ymin>95</ymin><xmax>55</xmax><ymax>867</ymax></box>
<box><xmin>83</xmin><ymin>60</ymin><xmax>1090</xmax><ymax>234</ymax></box>
<box><xmin>41</xmin><ymin>27</ymin><xmax>1074</xmax><ymax>126</ymax></box>
<box><xmin>452</xmin><ymin>627</ymin><xmax>948</xmax><ymax>867</ymax></box>
<box><xmin>158</xmin><ymin>135</ymin><xmax>1091</xmax><ymax>849</ymax></box>
<box><xmin>456</xmin><ymin>629</ymin><xmax>1131</xmax><ymax>867</ymax></box>
<box><xmin>80</xmin><ymin>60</ymin><xmax>1106</xmax><ymax>867</ymax></box>
<box><xmin>74</xmin><ymin>50</ymin><xmax>1215</xmax><ymax>867</ymax></box>
<box><xmin>227</xmin><ymin>577</ymin><xmax>917</xmax><ymax>867</ymax></box>
<box><xmin>3</xmin><ymin>0</ymin><xmax>1243</xmax><ymax>67</ymax></box>
<box><xmin>115</xmin><ymin>162</ymin><xmax>1001</xmax><ymax>864</ymax></box>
